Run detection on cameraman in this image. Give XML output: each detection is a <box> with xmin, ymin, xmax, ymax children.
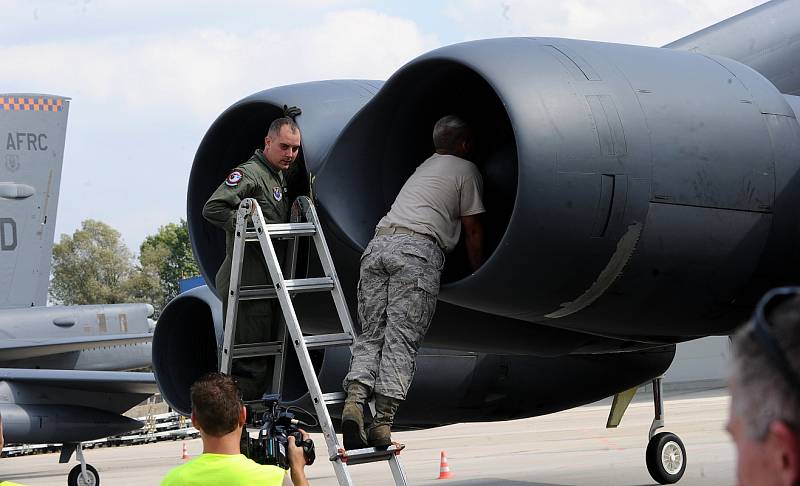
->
<box><xmin>161</xmin><ymin>373</ymin><xmax>309</xmax><ymax>486</ymax></box>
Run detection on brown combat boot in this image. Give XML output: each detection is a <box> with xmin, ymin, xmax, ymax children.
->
<box><xmin>367</xmin><ymin>394</ymin><xmax>401</xmax><ymax>448</ymax></box>
<box><xmin>341</xmin><ymin>382</ymin><xmax>370</xmax><ymax>450</ymax></box>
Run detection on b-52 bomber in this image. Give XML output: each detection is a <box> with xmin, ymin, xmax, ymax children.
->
<box><xmin>152</xmin><ymin>1</ymin><xmax>800</xmax><ymax>484</ymax></box>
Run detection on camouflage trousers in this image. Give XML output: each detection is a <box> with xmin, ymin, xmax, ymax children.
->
<box><xmin>343</xmin><ymin>233</ymin><xmax>444</xmax><ymax>400</ymax></box>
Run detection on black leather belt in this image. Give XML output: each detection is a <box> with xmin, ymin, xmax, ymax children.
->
<box><xmin>375</xmin><ymin>226</ymin><xmax>438</xmax><ymax>246</ymax></box>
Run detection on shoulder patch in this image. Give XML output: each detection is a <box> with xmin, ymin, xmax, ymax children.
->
<box><xmin>225</xmin><ymin>169</ymin><xmax>243</xmax><ymax>187</ymax></box>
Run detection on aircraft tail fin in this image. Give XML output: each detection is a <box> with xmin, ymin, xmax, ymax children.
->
<box><xmin>0</xmin><ymin>94</ymin><xmax>70</xmax><ymax>308</ymax></box>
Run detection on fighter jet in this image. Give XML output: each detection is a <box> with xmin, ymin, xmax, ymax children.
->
<box><xmin>0</xmin><ymin>94</ymin><xmax>158</xmax><ymax>486</ymax></box>
<box><xmin>153</xmin><ymin>1</ymin><xmax>800</xmax><ymax>484</ymax></box>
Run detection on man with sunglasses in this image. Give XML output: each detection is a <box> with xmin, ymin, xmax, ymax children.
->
<box><xmin>728</xmin><ymin>287</ymin><xmax>800</xmax><ymax>486</ymax></box>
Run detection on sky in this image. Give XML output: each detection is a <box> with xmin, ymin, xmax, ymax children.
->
<box><xmin>0</xmin><ymin>0</ymin><xmax>764</xmax><ymax>253</ymax></box>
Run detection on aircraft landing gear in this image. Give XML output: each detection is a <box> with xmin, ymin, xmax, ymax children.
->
<box><xmin>68</xmin><ymin>464</ymin><xmax>99</xmax><ymax>486</ymax></box>
<box><xmin>645</xmin><ymin>377</ymin><xmax>686</xmax><ymax>484</ymax></box>
<box><xmin>61</xmin><ymin>443</ymin><xmax>100</xmax><ymax>486</ymax></box>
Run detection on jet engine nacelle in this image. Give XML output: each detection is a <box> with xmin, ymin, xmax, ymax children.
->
<box><xmin>152</xmin><ymin>286</ymin><xmax>675</xmax><ymax>420</ymax></box>
<box><xmin>179</xmin><ymin>39</ymin><xmax>800</xmax><ymax>363</ymax></box>
<box><xmin>318</xmin><ymin>37</ymin><xmax>800</xmax><ymax>340</ymax></box>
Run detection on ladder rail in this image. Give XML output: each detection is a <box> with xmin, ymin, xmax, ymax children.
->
<box><xmin>389</xmin><ymin>455</ymin><xmax>409</xmax><ymax>484</ymax></box>
<box><xmin>297</xmin><ymin>197</ymin><xmax>358</xmax><ymax>341</ymax></box>
<box><xmin>249</xmin><ymin>202</ymin><xmax>344</xmax><ymax>460</ymax></box>
<box><xmin>268</xmin><ymin>208</ymin><xmax>302</xmax><ymax>399</ymax></box>
<box><xmin>219</xmin><ymin>203</ymin><xmax>251</xmax><ymax>374</ymax></box>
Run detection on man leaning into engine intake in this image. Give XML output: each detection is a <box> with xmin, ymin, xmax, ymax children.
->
<box><xmin>341</xmin><ymin>115</ymin><xmax>486</xmax><ymax>450</ymax></box>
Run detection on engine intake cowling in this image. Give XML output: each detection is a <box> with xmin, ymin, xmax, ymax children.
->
<box><xmin>318</xmin><ymin>37</ymin><xmax>800</xmax><ymax>339</ymax></box>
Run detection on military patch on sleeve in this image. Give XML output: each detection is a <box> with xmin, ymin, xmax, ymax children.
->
<box><xmin>225</xmin><ymin>169</ymin><xmax>243</xmax><ymax>187</ymax></box>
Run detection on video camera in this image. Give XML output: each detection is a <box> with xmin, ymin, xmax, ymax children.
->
<box><xmin>241</xmin><ymin>394</ymin><xmax>316</xmax><ymax>470</ymax></box>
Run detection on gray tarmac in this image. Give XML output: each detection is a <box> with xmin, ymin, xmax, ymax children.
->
<box><xmin>0</xmin><ymin>388</ymin><xmax>734</xmax><ymax>486</ymax></box>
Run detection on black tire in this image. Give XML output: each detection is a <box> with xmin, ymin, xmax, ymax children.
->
<box><xmin>646</xmin><ymin>432</ymin><xmax>686</xmax><ymax>484</ymax></box>
<box><xmin>67</xmin><ymin>464</ymin><xmax>100</xmax><ymax>486</ymax></box>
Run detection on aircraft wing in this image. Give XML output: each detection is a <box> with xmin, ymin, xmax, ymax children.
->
<box><xmin>0</xmin><ymin>333</ymin><xmax>153</xmax><ymax>361</ymax></box>
<box><xmin>1</xmin><ymin>368</ymin><xmax>157</xmax><ymax>444</ymax></box>
<box><xmin>0</xmin><ymin>368</ymin><xmax>158</xmax><ymax>394</ymax></box>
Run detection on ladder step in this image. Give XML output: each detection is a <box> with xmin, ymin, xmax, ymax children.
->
<box><xmin>322</xmin><ymin>392</ymin><xmax>346</xmax><ymax>405</ymax></box>
<box><xmin>338</xmin><ymin>444</ymin><xmax>405</xmax><ymax>466</ymax></box>
<box><xmin>245</xmin><ymin>222</ymin><xmax>316</xmax><ymax>241</ymax></box>
<box><xmin>239</xmin><ymin>278</ymin><xmax>335</xmax><ymax>300</ymax></box>
<box><xmin>232</xmin><ymin>341</ymin><xmax>283</xmax><ymax>359</ymax></box>
<box><xmin>304</xmin><ymin>333</ymin><xmax>353</xmax><ymax>349</ymax></box>
<box><xmin>239</xmin><ymin>285</ymin><xmax>278</xmax><ymax>300</ymax></box>
<box><xmin>285</xmin><ymin>277</ymin><xmax>335</xmax><ymax>293</ymax></box>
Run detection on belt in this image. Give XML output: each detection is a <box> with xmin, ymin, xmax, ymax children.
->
<box><xmin>375</xmin><ymin>226</ymin><xmax>439</xmax><ymax>246</ymax></box>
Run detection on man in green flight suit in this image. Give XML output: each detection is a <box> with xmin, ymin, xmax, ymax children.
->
<box><xmin>203</xmin><ymin>117</ymin><xmax>301</xmax><ymax>400</ymax></box>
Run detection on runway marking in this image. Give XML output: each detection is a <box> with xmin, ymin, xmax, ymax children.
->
<box><xmin>579</xmin><ymin>428</ymin><xmax>625</xmax><ymax>451</ymax></box>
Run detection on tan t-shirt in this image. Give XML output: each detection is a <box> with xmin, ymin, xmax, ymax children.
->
<box><xmin>377</xmin><ymin>154</ymin><xmax>485</xmax><ymax>252</ymax></box>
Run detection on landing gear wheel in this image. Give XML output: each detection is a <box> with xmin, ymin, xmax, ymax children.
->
<box><xmin>646</xmin><ymin>432</ymin><xmax>686</xmax><ymax>484</ymax></box>
<box><xmin>68</xmin><ymin>464</ymin><xmax>99</xmax><ymax>486</ymax></box>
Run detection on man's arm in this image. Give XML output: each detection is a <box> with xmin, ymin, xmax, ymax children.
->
<box><xmin>461</xmin><ymin>213</ymin><xmax>484</xmax><ymax>271</ymax></box>
<box><xmin>203</xmin><ymin>169</ymin><xmax>252</xmax><ymax>233</ymax></box>
<box><xmin>286</xmin><ymin>430</ymin><xmax>310</xmax><ymax>486</ymax></box>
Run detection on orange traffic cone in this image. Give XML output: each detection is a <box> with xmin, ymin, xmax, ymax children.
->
<box><xmin>437</xmin><ymin>450</ymin><xmax>453</xmax><ymax>479</ymax></box>
<box><xmin>181</xmin><ymin>442</ymin><xmax>190</xmax><ymax>460</ymax></box>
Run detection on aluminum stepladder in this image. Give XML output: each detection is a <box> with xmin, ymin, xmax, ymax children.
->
<box><xmin>219</xmin><ymin>196</ymin><xmax>409</xmax><ymax>486</ymax></box>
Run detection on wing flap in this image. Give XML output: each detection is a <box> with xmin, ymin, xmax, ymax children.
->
<box><xmin>0</xmin><ymin>333</ymin><xmax>153</xmax><ymax>361</ymax></box>
<box><xmin>0</xmin><ymin>368</ymin><xmax>158</xmax><ymax>394</ymax></box>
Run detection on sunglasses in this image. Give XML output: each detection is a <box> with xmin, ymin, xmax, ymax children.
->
<box><xmin>750</xmin><ymin>286</ymin><xmax>800</xmax><ymax>391</ymax></box>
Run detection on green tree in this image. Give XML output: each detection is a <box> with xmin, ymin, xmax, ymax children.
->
<box><xmin>50</xmin><ymin>218</ymin><xmax>199</xmax><ymax>312</ymax></box>
<box><xmin>139</xmin><ymin>219</ymin><xmax>199</xmax><ymax>307</ymax></box>
<box><xmin>50</xmin><ymin>219</ymin><xmax>136</xmax><ymax>305</ymax></box>
<box><xmin>122</xmin><ymin>261</ymin><xmax>163</xmax><ymax>310</ymax></box>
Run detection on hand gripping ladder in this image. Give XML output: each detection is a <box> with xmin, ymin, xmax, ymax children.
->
<box><xmin>219</xmin><ymin>196</ymin><xmax>409</xmax><ymax>486</ymax></box>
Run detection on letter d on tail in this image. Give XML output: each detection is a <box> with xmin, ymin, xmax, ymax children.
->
<box><xmin>0</xmin><ymin>218</ymin><xmax>17</xmax><ymax>250</ymax></box>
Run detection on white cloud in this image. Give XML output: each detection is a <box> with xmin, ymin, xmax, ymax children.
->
<box><xmin>1</xmin><ymin>7</ymin><xmax>439</xmax><ymax>250</ymax></box>
<box><xmin>444</xmin><ymin>0</ymin><xmax>764</xmax><ymax>46</ymax></box>
<box><xmin>298</xmin><ymin>10</ymin><xmax>439</xmax><ymax>80</ymax></box>
<box><xmin>0</xmin><ymin>9</ymin><xmax>438</xmax><ymax>121</ymax></box>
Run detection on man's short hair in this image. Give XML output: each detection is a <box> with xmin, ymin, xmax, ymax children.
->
<box><xmin>267</xmin><ymin>117</ymin><xmax>300</xmax><ymax>138</ymax></box>
<box><xmin>190</xmin><ymin>372</ymin><xmax>243</xmax><ymax>437</ymax></box>
<box><xmin>731</xmin><ymin>293</ymin><xmax>800</xmax><ymax>440</ymax></box>
<box><xmin>433</xmin><ymin>115</ymin><xmax>471</xmax><ymax>153</ymax></box>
